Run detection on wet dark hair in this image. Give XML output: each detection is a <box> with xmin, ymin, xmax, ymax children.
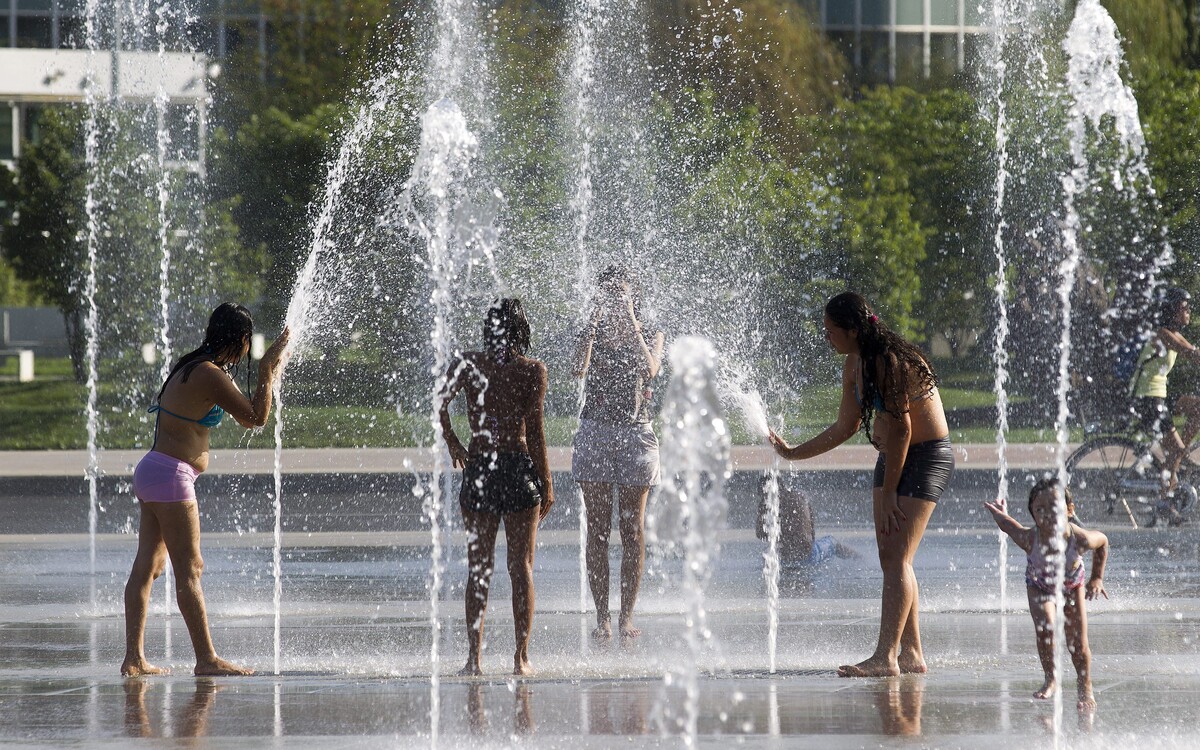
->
<box><xmin>595</xmin><ymin>264</ymin><xmax>646</xmax><ymax>321</ymax></box>
<box><xmin>1157</xmin><ymin>286</ymin><xmax>1191</xmax><ymax>330</ymax></box>
<box><xmin>483</xmin><ymin>298</ymin><xmax>531</xmax><ymax>359</ymax></box>
<box><xmin>825</xmin><ymin>291</ymin><xmax>938</xmax><ymax>447</ymax></box>
<box><xmin>1027</xmin><ymin>476</ymin><xmax>1074</xmax><ymax>517</ymax></box>
<box><xmin>157</xmin><ymin>303</ymin><xmax>254</xmax><ymax>399</ymax></box>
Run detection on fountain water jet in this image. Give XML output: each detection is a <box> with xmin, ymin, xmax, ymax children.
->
<box><xmin>649</xmin><ymin>335</ymin><xmax>731</xmax><ymax>746</ymax></box>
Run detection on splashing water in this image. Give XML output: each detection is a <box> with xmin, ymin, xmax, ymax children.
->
<box><xmin>649</xmin><ymin>336</ymin><xmax>731</xmax><ymax>747</ymax></box>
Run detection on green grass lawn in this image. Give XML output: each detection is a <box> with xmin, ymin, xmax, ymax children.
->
<box><xmin>0</xmin><ymin>356</ymin><xmax>1083</xmax><ymax>450</ymax></box>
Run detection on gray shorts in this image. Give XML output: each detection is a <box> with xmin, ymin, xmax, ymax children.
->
<box><xmin>572</xmin><ymin>419</ymin><xmax>661</xmax><ymax>487</ymax></box>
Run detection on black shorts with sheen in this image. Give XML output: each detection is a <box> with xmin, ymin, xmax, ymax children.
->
<box><xmin>872</xmin><ymin>437</ymin><xmax>955</xmax><ymax>503</ymax></box>
<box><xmin>459</xmin><ymin>452</ymin><xmax>543</xmax><ymax>516</ymax></box>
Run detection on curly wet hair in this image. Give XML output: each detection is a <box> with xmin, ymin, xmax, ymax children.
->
<box><xmin>825</xmin><ymin>292</ymin><xmax>938</xmax><ymax>447</ymax></box>
<box><xmin>483</xmin><ymin>298</ymin><xmax>532</xmax><ymax>359</ymax></box>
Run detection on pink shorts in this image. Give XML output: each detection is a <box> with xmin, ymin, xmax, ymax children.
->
<box><xmin>133</xmin><ymin>451</ymin><xmax>200</xmax><ymax>503</ymax></box>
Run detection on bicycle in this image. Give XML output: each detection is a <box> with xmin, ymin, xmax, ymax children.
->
<box><xmin>1065</xmin><ymin>419</ymin><xmax>1200</xmax><ymax>528</ymax></box>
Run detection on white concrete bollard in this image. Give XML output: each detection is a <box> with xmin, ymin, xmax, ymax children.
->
<box><xmin>17</xmin><ymin>350</ymin><xmax>33</xmax><ymax>382</ymax></box>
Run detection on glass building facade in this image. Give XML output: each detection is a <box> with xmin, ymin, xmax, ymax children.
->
<box><xmin>804</xmin><ymin>0</ymin><xmax>988</xmax><ymax>84</ymax></box>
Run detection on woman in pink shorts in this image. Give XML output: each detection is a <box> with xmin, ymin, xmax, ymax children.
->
<box><xmin>121</xmin><ymin>303</ymin><xmax>288</xmax><ymax>677</ymax></box>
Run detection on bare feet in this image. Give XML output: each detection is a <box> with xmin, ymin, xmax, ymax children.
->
<box><xmin>618</xmin><ymin>617</ymin><xmax>641</xmax><ymax>641</ymax></box>
<box><xmin>1033</xmin><ymin>677</ymin><xmax>1056</xmax><ymax>700</ymax></box>
<box><xmin>1077</xmin><ymin>681</ymin><xmax>1096</xmax><ymax>711</ymax></box>
<box><xmin>194</xmin><ymin>657</ymin><xmax>253</xmax><ymax>676</ymax></box>
<box><xmin>592</xmin><ymin>620</ymin><xmax>613</xmax><ymax>641</ymax></box>
<box><xmin>897</xmin><ymin>652</ymin><xmax>927</xmax><ymax>674</ymax></box>
<box><xmin>838</xmin><ymin>657</ymin><xmax>900</xmax><ymax>678</ymax></box>
<box><xmin>121</xmin><ymin>658</ymin><xmax>169</xmax><ymax>677</ymax></box>
<box><xmin>458</xmin><ymin>661</ymin><xmax>483</xmax><ymax>677</ymax></box>
<box><xmin>513</xmin><ymin>656</ymin><xmax>533</xmax><ymax>676</ymax></box>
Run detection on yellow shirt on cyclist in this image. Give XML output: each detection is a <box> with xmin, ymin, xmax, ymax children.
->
<box><xmin>1130</xmin><ymin>339</ymin><xmax>1177</xmax><ymax>399</ymax></box>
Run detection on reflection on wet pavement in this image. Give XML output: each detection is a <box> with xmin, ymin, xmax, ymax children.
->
<box><xmin>3</xmin><ymin>505</ymin><xmax>1200</xmax><ymax>747</ymax></box>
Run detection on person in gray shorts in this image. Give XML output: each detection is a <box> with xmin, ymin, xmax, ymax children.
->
<box><xmin>573</xmin><ymin>265</ymin><xmax>664</xmax><ymax>641</ymax></box>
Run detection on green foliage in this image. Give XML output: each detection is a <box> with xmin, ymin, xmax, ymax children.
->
<box><xmin>1</xmin><ymin>108</ymin><xmax>87</xmax><ymax>316</ymax></box>
<box><xmin>650</xmin><ymin>0</ymin><xmax>846</xmax><ymax>152</ymax></box>
<box><xmin>1138</xmin><ymin>67</ymin><xmax>1200</xmax><ymax>292</ymax></box>
<box><xmin>218</xmin><ymin>0</ymin><xmax>408</xmax><ymax>121</ymax></box>
<box><xmin>210</xmin><ymin>105</ymin><xmax>343</xmax><ymax>326</ymax></box>
<box><xmin>836</xmin><ymin>88</ymin><xmax>994</xmax><ymax>353</ymax></box>
<box><xmin>1100</xmin><ymin>0</ymin><xmax>1189</xmax><ymax>77</ymax></box>
<box><xmin>802</xmin><ymin>89</ymin><xmax>933</xmax><ymax>340</ymax></box>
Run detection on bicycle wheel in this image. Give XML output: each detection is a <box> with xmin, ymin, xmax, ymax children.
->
<box><xmin>1065</xmin><ymin>437</ymin><xmax>1160</xmax><ymax>521</ymax></box>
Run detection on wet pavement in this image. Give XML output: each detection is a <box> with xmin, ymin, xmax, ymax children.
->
<box><xmin>3</xmin><ymin>471</ymin><xmax>1200</xmax><ymax>747</ymax></box>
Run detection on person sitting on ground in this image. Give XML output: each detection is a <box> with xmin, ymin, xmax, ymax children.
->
<box><xmin>438</xmin><ymin>299</ymin><xmax>554</xmax><ymax>676</ymax></box>
<box><xmin>757</xmin><ymin>474</ymin><xmax>856</xmax><ymax>567</ymax></box>
<box><xmin>984</xmin><ymin>477</ymin><xmax>1109</xmax><ymax>711</ymax></box>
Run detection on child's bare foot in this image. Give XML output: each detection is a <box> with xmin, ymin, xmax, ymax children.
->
<box><xmin>897</xmin><ymin>651</ymin><xmax>927</xmax><ymax>674</ymax></box>
<box><xmin>121</xmin><ymin>658</ymin><xmax>169</xmax><ymax>677</ymax></box>
<box><xmin>513</xmin><ymin>656</ymin><xmax>533</xmax><ymax>676</ymax></box>
<box><xmin>458</xmin><ymin>661</ymin><xmax>483</xmax><ymax>677</ymax></box>
<box><xmin>838</xmin><ymin>657</ymin><xmax>900</xmax><ymax>678</ymax></box>
<box><xmin>592</xmin><ymin>620</ymin><xmax>612</xmax><ymax>641</ymax></box>
<box><xmin>618</xmin><ymin>617</ymin><xmax>641</xmax><ymax>640</ymax></box>
<box><xmin>1033</xmin><ymin>677</ymin><xmax>1056</xmax><ymax>700</ymax></box>
<box><xmin>194</xmin><ymin>657</ymin><xmax>253</xmax><ymax>676</ymax></box>
<box><xmin>1077</xmin><ymin>680</ymin><xmax>1095</xmax><ymax>711</ymax></box>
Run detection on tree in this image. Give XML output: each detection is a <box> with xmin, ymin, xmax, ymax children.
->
<box><xmin>2</xmin><ymin>107</ymin><xmax>261</xmax><ymax>379</ymax></box>
<box><xmin>802</xmin><ymin>92</ymin><xmax>933</xmax><ymax>340</ymax></box>
<box><xmin>209</xmin><ymin>105</ymin><xmax>342</xmax><ymax>326</ymax></box>
<box><xmin>649</xmin><ymin>0</ymin><xmax>846</xmax><ymax>154</ymax></box>
<box><xmin>217</xmin><ymin>0</ymin><xmax>411</xmax><ymax>123</ymax></box>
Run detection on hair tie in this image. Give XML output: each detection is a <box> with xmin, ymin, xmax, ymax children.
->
<box><xmin>868</xmin><ymin>314</ymin><xmax>879</xmax><ymax>323</ymax></box>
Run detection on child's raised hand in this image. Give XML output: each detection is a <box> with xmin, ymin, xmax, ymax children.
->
<box><xmin>1085</xmin><ymin>577</ymin><xmax>1108</xmax><ymax>601</ymax></box>
<box><xmin>983</xmin><ymin>499</ymin><xmax>1007</xmax><ymax>517</ymax></box>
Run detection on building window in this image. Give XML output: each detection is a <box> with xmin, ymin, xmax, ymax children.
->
<box><xmin>965</xmin><ymin>0</ymin><xmax>986</xmax><ymax>26</ymax></box>
<box><xmin>896</xmin><ymin>0</ymin><xmax>923</xmax><ymax>26</ymax></box>
<box><xmin>861</xmin><ymin>30</ymin><xmax>890</xmax><ymax>81</ymax></box>
<box><xmin>929</xmin><ymin>32</ymin><xmax>959</xmax><ymax>82</ymax></box>
<box><xmin>931</xmin><ymin>0</ymin><xmax>959</xmax><ymax>26</ymax></box>
<box><xmin>827</xmin><ymin>1</ymin><xmax>855</xmax><ymax>26</ymax></box>
<box><xmin>861</xmin><ymin>0</ymin><xmax>889</xmax><ymax>26</ymax></box>
<box><xmin>16</xmin><ymin>16</ymin><xmax>52</xmax><ymax>48</ymax></box>
<box><xmin>0</xmin><ymin>106</ymin><xmax>14</xmax><ymax>161</ymax></box>
<box><xmin>895</xmin><ymin>32</ymin><xmax>924</xmax><ymax>84</ymax></box>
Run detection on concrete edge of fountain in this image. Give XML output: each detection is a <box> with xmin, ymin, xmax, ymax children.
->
<box><xmin>0</xmin><ymin>443</ymin><xmax>1070</xmax><ymax>477</ymax></box>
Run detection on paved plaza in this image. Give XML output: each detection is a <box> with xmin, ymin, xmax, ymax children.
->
<box><xmin>2</xmin><ymin>452</ymin><xmax>1199</xmax><ymax>747</ymax></box>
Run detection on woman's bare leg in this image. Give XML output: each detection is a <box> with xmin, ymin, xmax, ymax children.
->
<box><xmin>150</xmin><ymin>501</ymin><xmax>252</xmax><ymax>676</ymax></box>
<box><xmin>505</xmin><ymin>506</ymin><xmax>539</xmax><ymax>675</ymax></box>
<box><xmin>581</xmin><ymin>482</ymin><xmax>615</xmax><ymax>638</ymax></box>
<box><xmin>1027</xmin><ymin>587</ymin><xmax>1057</xmax><ymax>699</ymax></box>
<box><xmin>1065</xmin><ymin>589</ymin><xmax>1094</xmax><ymax>710</ymax></box>
<box><xmin>616</xmin><ymin>485</ymin><xmax>649</xmax><ymax>639</ymax></box>
<box><xmin>121</xmin><ymin>502</ymin><xmax>169</xmax><ymax>676</ymax></box>
<box><xmin>839</xmin><ymin>494</ymin><xmax>935</xmax><ymax>677</ymax></box>
<box><xmin>461</xmin><ymin>509</ymin><xmax>500</xmax><ymax>676</ymax></box>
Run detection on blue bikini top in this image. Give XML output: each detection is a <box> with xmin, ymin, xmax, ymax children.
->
<box><xmin>148</xmin><ymin>403</ymin><xmax>225</xmax><ymax>428</ymax></box>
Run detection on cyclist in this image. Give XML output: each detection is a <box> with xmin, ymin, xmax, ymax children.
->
<box><xmin>1127</xmin><ymin>286</ymin><xmax>1200</xmax><ymax>525</ymax></box>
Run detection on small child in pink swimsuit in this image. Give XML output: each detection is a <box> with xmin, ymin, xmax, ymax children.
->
<box><xmin>984</xmin><ymin>477</ymin><xmax>1109</xmax><ymax>711</ymax></box>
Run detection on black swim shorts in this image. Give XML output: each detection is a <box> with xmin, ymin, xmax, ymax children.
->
<box><xmin>872</xmin><ymin>437</ymin><xmax>955</xmax><ymax>503</ymax></box>
<box><xmin>459</xmin><ymin>452</ymin><xmax>543</xmax><ymax>516</ymax></box>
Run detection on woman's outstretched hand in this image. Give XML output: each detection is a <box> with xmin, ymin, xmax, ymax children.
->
<box><xmin>879</xmin><ymin>489</ymin><xmax>907</xmax><ymax>535</ymax></box>
<box><xmin>768</xmin><ymin>429</ymin><xmax>793</xmax><ymax>460</ymax></box>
